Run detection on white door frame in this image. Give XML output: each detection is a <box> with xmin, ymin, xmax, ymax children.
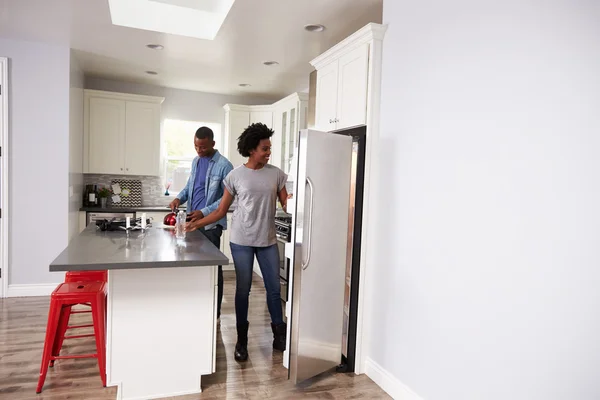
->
<box><xmin>0</xmin><ymin>57</ymin><xmax>8</xmax><ymax>298</ymax></box>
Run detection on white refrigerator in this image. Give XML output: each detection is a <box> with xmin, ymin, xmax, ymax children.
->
<box><xmin>287</xmin><ymin>128</ymin><xmax>354</xmax><ymax>383</ymax></box>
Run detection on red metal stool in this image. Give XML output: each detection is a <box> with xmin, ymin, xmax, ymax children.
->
<box><xmin>36</xmin><ymin>281</ymin><xmax>107</xmax><ymax>393</ymax></box>
<box><xmin>65</xmin><ymin>270</ymin><xmax>108</xmax><ymax>283</ymax></box>
<box><xmin>59</xmin><ymin>270</ymin><xmax>108</xmax><ymax>323</ymax></box>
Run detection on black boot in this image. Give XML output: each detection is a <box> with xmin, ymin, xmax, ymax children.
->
<box><xmin>271</xmin><ymin>322</ymin><xmax>287</xmax><ymax>351</ymax></box>
<box><xmin>234</xmin><ymin>321</ymin><xmax>249</xmax><ymax>362</ymax></box>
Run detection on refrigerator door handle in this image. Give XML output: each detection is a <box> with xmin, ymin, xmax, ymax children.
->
<box><xmin>301</xmin><ymin>177</ymin><xmax>315</xmax><ymax>270</ymax></box>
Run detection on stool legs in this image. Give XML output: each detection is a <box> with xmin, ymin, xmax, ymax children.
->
<box><xmin>49</xmin><ymin>305</ymin><xmax>72</xmax><ymax>367</ymax></box>
<box><xmin>91</xmin><ymin>291</ymin><xmax>107</xmax><ymax>387</ymax></box>
<box><xmin>36</xmin><ymin>301</ymin><xmax>62</xmax><ymax>393</ymax></box>
<box><xmin>37</xmin><ymin>282</ymin><xmax>107</xmax><ymax>394</ymax></box>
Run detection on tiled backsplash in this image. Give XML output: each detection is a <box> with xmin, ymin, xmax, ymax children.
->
<box><xmin>83</xmin><ymin>174</ymin><xmax>176</xmax><ymax>206</ymax></box>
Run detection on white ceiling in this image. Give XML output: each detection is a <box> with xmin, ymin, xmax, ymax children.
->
<box><xmin>0</xmin><ymin>0</ymin><xmax>382</xmax><ymax>99</ymax></box>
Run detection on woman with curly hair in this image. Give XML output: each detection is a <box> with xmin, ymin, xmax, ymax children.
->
<box><xmin>186</xmin><ymin>122</ymin><xmax>288</xmax><ymax>362</ymax></box>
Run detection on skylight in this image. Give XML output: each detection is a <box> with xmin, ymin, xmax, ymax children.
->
<box><xmin>108</xmin><ymin>0</ymin><xmax>236</xmax><ymax>40</ymax></box>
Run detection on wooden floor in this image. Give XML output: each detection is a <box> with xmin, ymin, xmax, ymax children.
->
<box><xmin>0</xmin><ymin>271</ymin><xmax>390</xmax><ymax>400</ymax></box>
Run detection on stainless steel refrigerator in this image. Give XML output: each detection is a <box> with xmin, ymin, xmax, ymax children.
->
<box><xmin>288</xmin><ymin>126</ymin><xmax>366</xmax><ymax>383</ymax></box>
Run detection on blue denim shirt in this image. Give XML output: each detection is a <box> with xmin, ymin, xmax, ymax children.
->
<box><xmin>177</xmin><ymin>150</ymin><xmax>233</xmax><ymax>230</ymax></box>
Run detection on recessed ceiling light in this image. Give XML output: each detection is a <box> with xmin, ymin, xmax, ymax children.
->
<box><xmin>146</xmin><ymin>70</ymin><xmax>158</xmax><ymax>75</ymax></box>
<box><xmin>146</xmin><ymin>44</ymin><xmax>164</xmax><ymax>50</ymax></box>
<box><xmin>238</xmin><ymin>83</ymin><xmax>251</xmax><ymax>87</ymax></box>
<box><xmin>304</xmin><ymin>24</ymin><xmax>325</xmax><ymax>32</ymax></box>
<box><xmin>263</xmin><ymin>61</ymin><xmax>279</xmax><ymax>66</ymax></box>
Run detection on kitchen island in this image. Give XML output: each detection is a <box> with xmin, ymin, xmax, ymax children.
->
<box><xmin>50</xmin><ymin>223</ymin><xmax>228</xmax><ymax>400</ymax></box>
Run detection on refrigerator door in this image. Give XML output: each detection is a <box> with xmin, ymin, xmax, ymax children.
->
<box><xmin>290</xmin><ymin>129</ymin><xmax>353</xmax><ymax>384</ymax></box>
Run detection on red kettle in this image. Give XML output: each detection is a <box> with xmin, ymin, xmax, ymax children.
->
<box><xmin>163</xmin><ymin>212</ymin><xmax>177</xmax><ymax>226</ymax></box>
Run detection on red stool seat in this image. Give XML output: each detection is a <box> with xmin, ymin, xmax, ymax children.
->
<box><xmin>36</xmin><ymin>281</ymin><xmax>107</xmax><ymax>393</ymax></box>
<box><xmin>65</xmin><ymin>270</ymin><xmax>107</xmax><ymax>283</ymax></box>
<box><xmin>62</xmin><ymin>270</ymin><xmax>108</xmax><ymax>318</ymax></box>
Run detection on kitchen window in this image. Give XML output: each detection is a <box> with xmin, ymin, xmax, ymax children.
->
<box><xmin>163</xmin><ymin>119</ymin><xmax>222</xmax><ymax>195</ymax></box>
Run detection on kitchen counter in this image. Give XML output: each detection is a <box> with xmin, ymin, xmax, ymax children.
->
<box><xmin>50</xmin><ymin>223</ymin><xmax>228</xmax><ymax>272</ymax></box>
<box><xmin>79</xmin><ymin>205</ymin><xmax>180</xmax><ymax>212</ymax></box>
<box><xmin>79</xmin><ymin>206</ymin><xmax>235</xmax><ymax>213</ymax></box>
<box><xmin>48</xmin><ymin>223</ymin><xmax>226</xmax><ymax>400</ymax></box>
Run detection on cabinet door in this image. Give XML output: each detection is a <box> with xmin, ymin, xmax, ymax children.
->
<box><xmin>124</xmin><ymin>101</ymin><xmax>161</xmax><ymax>176</ymax></box>
<box><xmin>226</xmin><ymin>111</ymin><xmax>250</xmax><ymax>168</ymax></box>
<box><xmin>88</xmin><ymin>97</ymin><xmax>126</xmax><ymax>174</ymax></box>
<box><xmin>336</xmin><ymin>44</ymin><xmax>370</xmax><ymax>130</ymax></box>
<box><xmin>250</xmin><ymin>111</ymin><xmax>273</xmax><ymax>128</ymax></box>
<box><xmin>315</xmin><ymin>60</ymin><xmax>339</xmax><ymax>132</ymax></box>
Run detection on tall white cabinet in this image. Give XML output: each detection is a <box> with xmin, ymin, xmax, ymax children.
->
<box><xmin>84</xmin><ymin>90</ymin><xmax>164</xmax><ymax>176</ymax></box>
<box><xmin>272</xmin><ymin>93</ymin><xmax>308</xmax><ymax>174</ymax></box>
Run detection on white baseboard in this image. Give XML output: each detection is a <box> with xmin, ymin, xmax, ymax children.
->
<box><xmin>7</xmin><ymin>283</ymin><xmax>61</xmax><ymax>297</ymax></box>
<box><xmin>365</xmin><ymin>357</ymin><xmax>423</xmax><ymax>400</ymax></box>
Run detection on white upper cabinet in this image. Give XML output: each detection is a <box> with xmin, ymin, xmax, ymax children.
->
<box><xmin>87</xmin><ymin>97</ymin><xmax>126</xmax><ymax>174</ymax></box>
<box><xmin>124</xmin><ymin>101</ymin><xmax>161</xmax><ymax>176</ymax></box>
<box><xmin>84</xmin><ymin>90</ymin><xmax>164</xmax><ymax>176</ymax></box>
<box><xmin>250</xmin><ymin>110</ymin><xmax>273</xmax><ymax>128</ymax></box>
<box><xmin>315</xmin><ymin>61</ymin><xmax>339</xmax><ymax>131</ymax></box>
<box><xmin>310</xmin><ymin>23</ymin><xmax>386</xmax><ymax>132</ymax></box>
<box><xmin>272</xmin><ymin>93</ymin><xmax>307</xmax><ymax>174</ymax></box>
<box><xmin>223</xmin><ymin>105</ymin><xmax>251</xmax><ymax>169</ymax></box>
<box><xmin>336</xmin><ymin>44</ymin><xmax>370</xmax><ymax>129</ymax></box>
<box><xmin>224</xmin><ymin>94</ymin><xmax>307</xmax><ymax>173</ymax></box>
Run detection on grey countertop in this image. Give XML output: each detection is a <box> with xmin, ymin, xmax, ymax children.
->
<box><xmin>80</xmin><ymin>206</ymin><xmax>235</xmax><ymax>214</ymax></box>
<box><xmin>80</xmin><ymin>205</ymin><xmax>180</xmax><ymax>213</ymax></box>
<box><xmin>50</xmin><ymin>224</ymin><xmax>229</xmax><ymax>272</ymax></box>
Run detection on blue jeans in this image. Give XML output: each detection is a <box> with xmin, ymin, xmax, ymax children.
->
<box><xmin>230</xmin><ymin>243</ymin><xmax>283</xmax><ymax>326</ymax></box>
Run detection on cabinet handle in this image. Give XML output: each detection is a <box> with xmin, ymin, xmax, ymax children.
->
<box><xmin>126</xmin><ymin>168</ymin><xmax>129</xmax><ymax>171</ymax></box>
<box><xmin>329</xmin><ymin>119</ymin><xmax>334</xmax><ymax>124</ymax></box>
<box><xmin>120</xmin><ymin>168</ymin><xmax>123</xmax><ymax>171</ymax></box>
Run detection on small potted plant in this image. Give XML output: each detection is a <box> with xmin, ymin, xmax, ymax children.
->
<box><xmin>97</xmin><ymin>187</ymin><xmax>112</xmax><ymax>208</ymax></box>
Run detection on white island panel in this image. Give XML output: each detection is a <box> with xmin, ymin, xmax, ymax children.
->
<box><xmin>107</xmin><ymin>266</ymin><xmax>217</xmax><ymax>400</ymax></box>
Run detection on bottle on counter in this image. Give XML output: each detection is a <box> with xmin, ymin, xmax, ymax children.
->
<box><xmin>175</xmin><ymin>210</ymin><xmax>187</xmax><ymax>239</ymax></box>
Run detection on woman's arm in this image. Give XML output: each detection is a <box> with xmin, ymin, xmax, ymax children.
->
<box><xmin>185</xmin><ymin>189</ymin><xmax>234</xmax><ymax>232</ymax></box>
<box><xmin>278</xmin><ymin>187</ymin><xmax>288</xmax><ymax>213</ymax></box>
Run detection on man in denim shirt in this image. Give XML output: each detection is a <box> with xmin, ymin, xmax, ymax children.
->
<box><xmin>169</xmin><ymin>126</ymin><xmax>234</xmax><ymax>320</ymax></box>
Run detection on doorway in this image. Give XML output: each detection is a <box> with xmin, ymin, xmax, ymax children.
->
<box><xmin>0</xmin><ymin>57</ymin><xmax>8</xmax><ymax>298</ymax></box>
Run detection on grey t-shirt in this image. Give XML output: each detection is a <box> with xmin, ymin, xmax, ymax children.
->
<box><xmin>224</xmin><ymin>164</ymin><xmax>287</xmax><ymax>247</ymax></box>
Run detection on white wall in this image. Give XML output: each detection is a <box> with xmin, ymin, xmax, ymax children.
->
<box><xmin>0</xmin><ymin>38</ymin><xmax>70</xmax><ymax>286</ymax></box>
<box><xmin>85</xmin><ymin>77</ymin><xmax>276</xmax><ymax>135</ymax></box>
<box><xmin>69</xmin><ymin>51</ymin><xmax>84</xmax><ymax>242</ymax></box>
<box><xmin>366</xmin><ymin>1</ymin><xmax>600</xmax><ymax>399</ymax></box>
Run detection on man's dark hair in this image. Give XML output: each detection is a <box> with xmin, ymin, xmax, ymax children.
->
<box><xmin>237</xmin><ymin>123</ymin><xmax>274</xmax><ymax>157</ymax></box>
<box><xmin>195</xmin><ymin>126</ymin><xmax>214</xmax><ymax>141</ymax></box>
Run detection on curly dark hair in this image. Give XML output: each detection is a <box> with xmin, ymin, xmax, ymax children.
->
<box><xmin>237</xmin><ymin>123</ymin><xmax>274</xmax><ymax>157</ymax></box>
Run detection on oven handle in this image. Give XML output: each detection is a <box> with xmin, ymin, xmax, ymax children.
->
<box><xmin>301</xmin><ymin>177</ymin><xmax>314</xmax><ymax>270</ymax></box>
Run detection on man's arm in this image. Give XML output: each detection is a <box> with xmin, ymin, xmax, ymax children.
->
<box><xmin>199</xmin><ymin>162</ymin><xmax>234</xmax><ymax>218</ymax></box>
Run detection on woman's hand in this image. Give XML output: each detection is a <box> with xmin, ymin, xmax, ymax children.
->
<box><xmin>184</xmin><ymin>219</ymin><xmax>201</xmax><ymax>232</ymax></box>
